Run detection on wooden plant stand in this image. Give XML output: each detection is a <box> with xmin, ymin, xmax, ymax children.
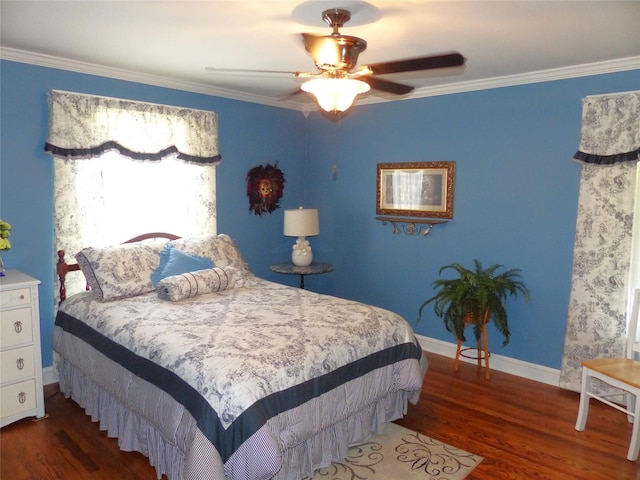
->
<box><xmin>454</xmin><ymin>309</ymin><xmax>491</xmax><ymax>379</ymax></box>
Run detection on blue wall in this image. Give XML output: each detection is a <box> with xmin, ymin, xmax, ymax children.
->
<box><xmin>305</xmin><ymin>72</ymin><xmax>640</xmax><ymax>369</ymax></box>
<box><xmin>1</xmin><ymin>58</ymin><xmax>638</xmax><ymax>372</ymax></box>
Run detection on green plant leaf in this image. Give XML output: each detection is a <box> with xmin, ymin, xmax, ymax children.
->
<box><xmin>417</xmin><ymin>259</ymin><xmax>529</xmax><ymax>346</ymax></box>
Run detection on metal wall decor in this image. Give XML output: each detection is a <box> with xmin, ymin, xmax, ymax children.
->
<box><xmin>246</xmin><ymin>162</ymin><xmax>285</xmax><ymax>216</ymax></box>
<box><xmin>376</xmin><ymin>216</ymin><xmax>448</xmax><ymax>236</ymax></box>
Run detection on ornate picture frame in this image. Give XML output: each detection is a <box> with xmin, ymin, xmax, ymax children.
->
<box><xmin>376</xmin><ymin>161</ymin><xmax>455</xmax><ymax>219</ymax></box>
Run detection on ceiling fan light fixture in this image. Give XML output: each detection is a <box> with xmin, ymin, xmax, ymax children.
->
<box><xmin>301</xmin><ymin>77</ymin><xmax>370</xmax><ymax>113</ymax></box>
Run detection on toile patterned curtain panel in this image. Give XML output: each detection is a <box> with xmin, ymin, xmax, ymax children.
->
<box><xmin>45</xmin><ymin>90</ymin><xmax>220</xmax><ymax>301</ymax></box>
<box><xmin>559</xmin><ymin>91</ymin><xmax>640</xmax><ymax>392</ymax></box>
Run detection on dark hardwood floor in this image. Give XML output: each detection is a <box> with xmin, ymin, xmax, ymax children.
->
<box><xmin>1</xmin><ymin>352</ymin><xmax>638</xmax><ymax>479</ymax></box>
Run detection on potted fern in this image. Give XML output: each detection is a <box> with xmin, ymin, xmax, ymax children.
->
<box><xmin>418</xmin><ymin>259</ymin><xmax>529</xmax><ymax>347</ymax></box>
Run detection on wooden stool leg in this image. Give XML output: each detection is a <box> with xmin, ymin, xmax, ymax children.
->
<box><xmin>454</xmin><ymin>339</ymin><xmax>462</xmax><ymax>372</ymax></box>
<box><xmin>575</xmin><ymin>366</ymin><xmax>591</xmax><ymax>432</ymax></box>
<box><xmin>628</xmin><ymin>389</ymin><xmax>640</xmax><ymax>461</ymax></box>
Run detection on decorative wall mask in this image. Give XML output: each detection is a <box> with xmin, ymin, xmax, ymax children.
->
<box><xmin>246</xmin><ymin>162</ymin><xmax>285</xmax><ymax>216</ymax></box>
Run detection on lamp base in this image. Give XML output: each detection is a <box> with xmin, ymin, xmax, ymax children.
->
<box><xmin>291</xmin><ymin>237</ymin><xmax>313</xmax><ymax>266</ymax></box>
<box><xmin>292</xmin><ymin>251</ymin><xmax>313</xmax><ymax>267</ymax></box>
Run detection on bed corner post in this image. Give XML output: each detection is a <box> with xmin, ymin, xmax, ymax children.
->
<box><xmin>57</xmin><ymin>250</ymin><xmax>68</xmax><ymax>304</ymax></box>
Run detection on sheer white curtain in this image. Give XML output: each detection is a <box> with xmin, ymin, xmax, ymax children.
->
<box><xmin>45</xmin><ymin>91</ymin><xmax>220</xmax><ymax>300</ymax></box>
<box><xmin>559</xmin><ymin>91</ymin><xmax>640</xmax><ymax>392</ymax></box>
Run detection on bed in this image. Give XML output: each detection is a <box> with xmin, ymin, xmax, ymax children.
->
<box><xmin>53</xmin><ymin>233</ymin><xmax>427</xmax><ymax>480</ymax></box>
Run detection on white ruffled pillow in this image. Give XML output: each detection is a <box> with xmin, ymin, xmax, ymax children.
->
<box><xmin>75</xmin><ymin>242</ymin><xmax>165</xmax><ymax>301</ymax></box>
<box><xmin>169</xmin><ymin>234</ymin><xmax>250</xmax><ymax>273</ymax></box>
<box><xmin>157</xmin><ymin>266</ymin><xmax>245</xmax><ymax>302</ymax></box>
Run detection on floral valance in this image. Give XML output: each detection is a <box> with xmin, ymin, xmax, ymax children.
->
<box><xmin>573</xmin><ymin>91</ymin><xmax>640</xmax><ymax>165</ymax></box>
<box><xmin>44</xmin><ymin>90</ymin><xmax>221</xmax><ymax>164</ymax></box>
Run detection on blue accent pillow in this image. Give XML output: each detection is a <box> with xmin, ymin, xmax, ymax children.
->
<box><xmin>151</xmin><ymin>244</ymin><xmax>215</xmax><ymax>286</ymax></box>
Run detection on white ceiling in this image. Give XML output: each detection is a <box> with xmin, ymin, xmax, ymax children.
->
<box><xmin>1</xmin><ymin>1</ymin><xmax>639</xmax><ymax>112</ymax></box>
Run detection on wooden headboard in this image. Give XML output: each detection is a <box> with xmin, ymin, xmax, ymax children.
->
<box><xmin>57</xmin><ymin>232</ymin><xmax>180</xmax><ymax>304</ymax></box>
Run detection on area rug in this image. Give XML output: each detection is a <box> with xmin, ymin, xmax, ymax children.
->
<box><xmin>307</xmin><ymin>423</ymin><xmax>482</xmax><ymax>480</ymax></box>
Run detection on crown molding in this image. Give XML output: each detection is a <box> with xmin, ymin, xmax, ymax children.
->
<box><xmin>0</xmin><ymin>47</ymin><xmax>304</xmax><ymax>111</ymax></box>
<box><xmin>2</xmin><ymin>47</ymin><xmax>638</xmax><ymax>112</ymax></box>
<box><xmin>403</xmin><ymin>56</ymin><xmax>640</xmax><ymax>102</ymax></box>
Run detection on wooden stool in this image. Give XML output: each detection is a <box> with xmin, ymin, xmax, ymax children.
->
<box><xmin>454</xmin><ymin>309</ymin><xmax>491</xmax><ymax>379</ymax></box>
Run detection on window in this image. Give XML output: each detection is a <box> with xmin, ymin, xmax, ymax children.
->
<box><xmin>53</xmin><ymin>153</ymin><xmax>216</xmax><ymax>298</ymax></box>
<box><xmin>55</xmin><ymin>152</ymin><xmax>216</xmax><ymax>243</ymax></box>
<box><xmin>627</xmin><ymin>168</ymin><xmax>640</xmax><ymax>319</ymax></box>
<box><xmin>45</xmin><ymin>90</ymin><xmax>220</xmax><ymax>299</ymax></box>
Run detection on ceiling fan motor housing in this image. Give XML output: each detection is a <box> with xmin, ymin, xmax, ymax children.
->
<box><xmin>306</xmin><ymin>9</ymin><xmax>367</xmax><ymax>72</ymax></box>
<box><xmin>313</xmin><ymin>35</ymin><xmax>367</xmax><ymax>72</ymax></box>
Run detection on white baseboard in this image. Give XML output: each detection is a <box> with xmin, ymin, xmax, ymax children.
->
<box><xmin>416</xmin><ymin>334</ymin><xmax>561</xmax><ymax>387</ymax></box>
<box><xmin>43</xmin><ymin>336</ymin><xmax>560</xmax><ymax>388</ymax></box>
<box><xmin>43</xmin><ymin>366</ymin><xmax>57</xmax><ymax>386</ymax></box>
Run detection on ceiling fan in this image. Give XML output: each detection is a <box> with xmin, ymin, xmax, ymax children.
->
<box><xmin>207</xmin><ymin>8</ymin><xmax>466</xmax><ymax>113</ymax></box>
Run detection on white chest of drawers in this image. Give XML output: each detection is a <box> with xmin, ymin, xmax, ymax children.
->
<box><xmin>1</xmin><ymin>270</ymin><xmax>45</xmax><ymax>427</ymax></box>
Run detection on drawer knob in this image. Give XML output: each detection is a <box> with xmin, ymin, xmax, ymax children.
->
<box><xmin>18</xmin><ymin>391</ymin><xmax>27</xmax><ymax>404</ymax></box>
<box><xmin>19</xmin><ymin>295</ymin><xmax>25</xmax><ymax>300</ymax></box>
<box><xmin>14</xmin><ymin>321</ymin><xmax>22</xmax><ymax>333</ymax></box>
<box><xmin>16</xmin><ymin>357</ymin><xmax>25</xmax><ymax>370</ymax></box>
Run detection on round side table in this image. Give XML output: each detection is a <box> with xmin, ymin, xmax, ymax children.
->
<box><xmin>269</xmin><ymin>262</ymin><xmax>334</xmax><ymax>289</ymax></box>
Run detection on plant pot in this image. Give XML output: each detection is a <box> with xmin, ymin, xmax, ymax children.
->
<box><xmin>463</xmin><ymin>309</ymin><xmax>491</xmax><ymax>327</ymax></box>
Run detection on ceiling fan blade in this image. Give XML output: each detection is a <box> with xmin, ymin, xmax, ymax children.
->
<box><xmin>361</xmin><ymin>77</ymin><xmax>414</xmax><ymax>95</ymax></box>
<box><xmin>365</xmin><ymin>52</ymin><xmax>465</xmax><ymax>75</ymax></box>
<box><xmin>205</xmin><ymin>67</ymin><xmax>299</xmax><ymax>76</ymax></box>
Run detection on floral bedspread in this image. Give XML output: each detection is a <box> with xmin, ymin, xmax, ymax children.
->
<box><xmin>55</xmin><ymin>277</ymin><xmax>424</xmax><ymax>464</ymax></box>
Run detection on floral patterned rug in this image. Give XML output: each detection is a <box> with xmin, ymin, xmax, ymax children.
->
<box><xmin>308</xmin><ymin>423</ymin><xmax>482</xmax><ymax>480</ymax></box>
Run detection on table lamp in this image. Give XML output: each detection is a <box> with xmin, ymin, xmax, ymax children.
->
<box><xmin>284</xmin><ymin>207</ymin><xmax>319</xmax><ymax>266</ymax></box>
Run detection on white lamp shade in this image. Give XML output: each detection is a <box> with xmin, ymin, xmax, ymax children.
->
<box><xmin>284</xmin><ymin>208</ymin><xmax>319</xmax><ymax>237</ymax></box>
<box><xmin>301</xmin><ymin>78</ymin><xmax>370</xmax><ymax>113</ymax></box>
